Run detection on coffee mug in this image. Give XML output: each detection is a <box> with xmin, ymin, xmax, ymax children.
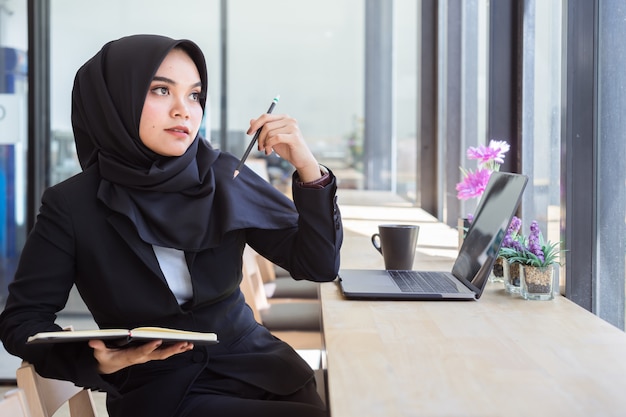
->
<box><xmin>371</xmin><ymin>224</ymin><xmax>420</xmax><ymax>270</ymax></box>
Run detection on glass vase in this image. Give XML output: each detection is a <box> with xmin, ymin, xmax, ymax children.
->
<box><xmin>489</xmin><ymin>256</ymin><xmax>507</xmax><ymax>283</ymax></box>
<box><xmin>505</xmin><ymin>261</ymin><xmax>521</xmax><ymax>294</ymax></box>
<box><xmin>520</xmin><ymin>265</ymin><xmax>555</xmax><ymax>300</ymax></box>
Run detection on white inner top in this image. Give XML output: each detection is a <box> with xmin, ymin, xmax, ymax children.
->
<box><xmin>152</xmin><ymin>245</ymin><xmax>193</xmax><ymax>305</ymax></box>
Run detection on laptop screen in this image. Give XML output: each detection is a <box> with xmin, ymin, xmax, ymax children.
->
<box><xmin>452</xmin><ymin>172</ymin><xmax>528</xmax><ymax>294</ymax></box>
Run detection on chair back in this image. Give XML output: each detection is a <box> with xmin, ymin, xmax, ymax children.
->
<box><xmin>240</xmin><ymin>246</ymin><xmax>324</xmax><ymax>350</ymax></box>
<box><xmin>241</xmin><ymin>246</ymin><xmax>272</xmax><ymax>318</ymax></box>
<box><xmin>16</xmin><ymin>361</ymin><xmax>98</xmax><ymax>417</ymax></box>
<box><xmin>255</xmin><ymin>252</ymin><xmax>278</xmax><ymax>284</ymax></box>
<box><xmin>0</xmin><ymin>388</ymin><xmax>32</xmax><ymax>417</ymax></box>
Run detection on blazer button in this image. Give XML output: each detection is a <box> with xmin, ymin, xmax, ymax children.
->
<box><xmin>192</xmin><ymin>350</ymin><xmax>206</xmax><ymax>363</ymax></box>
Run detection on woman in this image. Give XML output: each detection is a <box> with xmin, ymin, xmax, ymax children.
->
<box><xmin>0</xmin><ymin>34</ymin><xmax>342</xmax><ymax>417</ymax></box>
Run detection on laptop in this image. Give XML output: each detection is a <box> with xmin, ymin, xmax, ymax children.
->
<box><xmin>338</xmin><ymin>171</ymin><xmax>528</xmax><ymax>300</ymax></box>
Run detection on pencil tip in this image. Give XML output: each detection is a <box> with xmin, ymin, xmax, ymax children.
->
<box><xmin>233</xmin><ymin>170</ymin><xmax>239</xmax><ymax>179</ymax></box>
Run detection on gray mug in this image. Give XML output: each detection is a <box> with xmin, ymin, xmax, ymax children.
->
<box><xmin>371</xmin><ymin>224</ymin><xmax>420</xmax><ymax>270</ymax></box>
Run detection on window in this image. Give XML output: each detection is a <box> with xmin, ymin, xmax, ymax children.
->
<box><xmin>519</xmin><ymin>0</ymin><xmax>563</xmax><ymax>290</ymax></box>
<box><xmin>396</xmin><ymin>0</ymin><xmax>418</xmax><ymax>201</ymax></box>
<box><xmin>49</xmin><ymin>0</ymin><xmax>221</xmax><ymax>185</ymax></box>
<box><xmin>0</xmin><ymin>0</ymin><xmax>27</xmax><ymax>307</ymax></box>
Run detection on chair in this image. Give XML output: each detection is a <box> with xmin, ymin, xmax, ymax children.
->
<box><xmin>0</xmin><ymin>388</ymin><xmax>32</xmax><ymax>417</ymax></box>
<box><xmin>16</xmin><ymin>361</ymin><xmax>98</xmax><ymax>417</ymax></box>
<box><xmin>241</xmin><ymin>246</ymin><xmax>323</xmax><ymax>350</ymax></box>
<box><xmin>241</xmin><ymin>248</ymin><xmax>327</xmax><ymax>404</ymax></box>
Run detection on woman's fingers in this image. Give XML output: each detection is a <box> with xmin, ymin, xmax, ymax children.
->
<box><xmin>89</xmin><ymin>339</ymin><xmax>194</xmax><ymax>374</ymax></box>
<box><xmin>246</xmin><ymin>113</ymin><xmax>318</xmax><ymax>176</ymax></box>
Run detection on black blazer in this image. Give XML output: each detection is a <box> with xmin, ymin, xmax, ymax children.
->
<box><xmin>0</xmin><ymin>155</ymin><xmax>343</xmax><ymax>417</ymax></box>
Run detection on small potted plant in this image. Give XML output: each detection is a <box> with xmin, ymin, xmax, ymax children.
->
<box><xmin>500</xmin><ymin>220</ymin><xmax>562</xmax><ymax>300</ymax></box>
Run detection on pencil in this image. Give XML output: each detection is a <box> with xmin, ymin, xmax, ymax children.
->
<box><xmin>233</xmin><ymin>95</ymin><xmax>280</xmax><ymax>179</ymax></box>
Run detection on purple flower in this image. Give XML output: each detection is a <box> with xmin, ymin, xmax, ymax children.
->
<box><xmin>502</xmin><ymin>216</ymin><xmax>522</xmax><ymax>248</ymax></box>
<box><xmin>511</xmin><ymin>239</ymin><xmax>525</xmax><ymax>252</ymax></box>
<box><xmin>499</xmin><ymin>218</ymin><xmax>561</xmax><ymax>266</ymax></box>
<box><xmin>509</xmin><ymin>216</ymin><xmax>522</xmax><ymax>234</ymax></box>
<box><xmin>466</xmin><ymin>140</ymin><xmax>511</xmax><ymax>168</ymax></box>
<box><xmin>466</xmin><ymin>145</ymin><xmax>498</xmax><ymax>165</ymax></box>
<box><xmin>455</xmin><ymin>168</ymin><xmax>492</xmax><ymax>200</ymax></box>
<box><xmin>456</xmin><ymin>140</ymin><xmax>510</xmax><ymax>201</ymax></box>
<box><xmin>527</xmin><ymin>221</ymin><xmax>545</xmax><ymax>263</ymax></box>
<box><xmin>487</xmin><ymin>140</ymin><xmax>510</xmax><ymax>164</ymax></box>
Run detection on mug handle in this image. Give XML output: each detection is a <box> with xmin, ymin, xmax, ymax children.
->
<box><xmin>371</xmin><ymin>233</ymin><xmax>383</xmax><ymax>254</ymax></box>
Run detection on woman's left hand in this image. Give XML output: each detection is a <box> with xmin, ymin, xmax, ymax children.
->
<box><xmin>88</xmin><ymin>339</ymin><xmax>194</xmax><ymax>374</ymax></box>
<box><xmin>248</xmin><ymin>113</ymin><xmax>322</xmax><ymax>183</ymax></box>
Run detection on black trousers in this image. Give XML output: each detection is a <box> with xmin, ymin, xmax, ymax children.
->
<box><xmin>175</xmin><ymin>368</ymin><xmax>328</xmax><ymax>417</ymax></box>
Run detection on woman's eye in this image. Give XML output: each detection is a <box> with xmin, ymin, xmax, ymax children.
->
<box><xmin>152</xmin><ymin>86</ymin><xmax>169</xmax><ymax>95</ymax></box>
<box><xmin>190</xmin><ymin>91</ymin><xmax>200</xmax><ymax>101</ymax></box>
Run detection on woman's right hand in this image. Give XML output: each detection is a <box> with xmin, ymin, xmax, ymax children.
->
<box><xmin>88</xmin><ymin>339</ymin><xmax>194</xmax><ymax>374</ymax></box>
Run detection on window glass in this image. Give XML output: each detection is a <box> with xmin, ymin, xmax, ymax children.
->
<box><xmin>396</xmin><ymin>0</ymin><xmax>418</xmax><ymax>201</ymax></box>
<box><xmin>520</xmin><ymin>0</ymin><xmax>563</xmax><ymax>289</ymax></box>
<box><xmin>0</xmin><ymin>0</ymin><xmax>28</xmax><ymax>306</ymax></box>
<box><xmin>227</xmin><ymin>0</ymin><xmax>364</xmax><ymax>191</ymax></box>
<box><xmin>50</xmin><ymin>0</ymin><xmax>221</xmax><ymax>184</ymax></box>
<box><xmin>460</xmin><ymin>0</ymin><xmax>490</xmax><ymax>216</ymax></box>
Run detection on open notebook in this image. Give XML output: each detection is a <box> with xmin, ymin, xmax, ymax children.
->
<box><xmin>338</xmin><ymin>171</ymin><xmax>528</xmax><ymax>300</ymax></box>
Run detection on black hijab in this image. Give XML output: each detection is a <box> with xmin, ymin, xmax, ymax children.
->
<box><xmin>71</xmin><ymin>34</ymin><xmax>296</xmax><ymax>251</ymax></box>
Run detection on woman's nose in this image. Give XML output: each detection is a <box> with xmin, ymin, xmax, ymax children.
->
<box><xmin>171</xmin><ymin>96</ymin><xmax>190</xmax><ymax>119</ymax></box>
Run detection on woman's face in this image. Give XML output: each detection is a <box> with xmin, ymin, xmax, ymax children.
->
<box><xmin>139</xmin><ymin>48</ymin><xmax>203</xmax><ymax>157</ymax></box>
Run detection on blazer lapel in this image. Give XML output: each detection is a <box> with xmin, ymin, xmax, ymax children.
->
<box><xmin>106</xmin><ymin>214</ymin><xmax>166</xmax><ymax>282</ymax></box>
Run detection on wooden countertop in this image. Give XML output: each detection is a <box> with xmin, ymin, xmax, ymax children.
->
<box><xmin>321</xmin><ymin>203</ymin><xmax>626</xmax><ymax>417</ymax></box>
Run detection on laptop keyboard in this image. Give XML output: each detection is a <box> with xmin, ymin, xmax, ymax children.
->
<box><xmin>388</xmin><ymin>270</ymin><xmax>460</xmax><ymax>293</ymax></box>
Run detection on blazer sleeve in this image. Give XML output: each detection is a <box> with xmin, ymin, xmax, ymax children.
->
<box><xmin>246</xmin><ymin>168</ymin><xmax>343</xmax><ymax>282</ymax></box>
<box><xmin>0</xmin><ymin>186</ymin><xmax>120</xmax><ymax>395</ymax></box>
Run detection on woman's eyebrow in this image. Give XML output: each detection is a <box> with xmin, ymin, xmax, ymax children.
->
<box><xmin>152</xmin><ymin>76</ymin><xmax>202</xmax><ymax>88</ymax></box>
<box><xmin>152</xmin><ymin>76</ymin><xmax>175</xmax><ymax>84</ymax></box>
